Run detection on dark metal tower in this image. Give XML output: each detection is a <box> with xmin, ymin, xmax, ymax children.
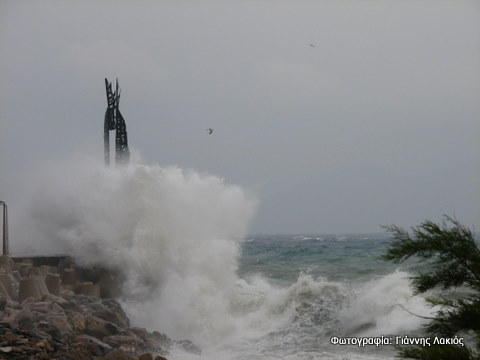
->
<box><xmin>104</xmin><ymin>78</ymin><xmax>130</xmax><ymax>166</ymax></box>
<box><xmin>0</xmin><ymin>201</ymin><xmax>8</xmax><ymax>256</ymax></box>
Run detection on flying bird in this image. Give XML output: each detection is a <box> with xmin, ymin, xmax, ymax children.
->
<box><xmin>308</xmin><ymin>43</ymin><xmax>315</xmax><ymax>48</ymax></box>
<box><xmin>207</xmin><ymin>128</ymin><xmax>214</xmax><ymax>135</ymax></box>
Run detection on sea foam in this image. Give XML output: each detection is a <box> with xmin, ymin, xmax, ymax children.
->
<box><xmin>14</xmin><ymin>155</ymin><xmax>436</xmax><ymax>360</ymax></box>
<box><xmin>17</xmin><ymin>155</ymin><xmax>256</xmax><ymax>345</ymax></box>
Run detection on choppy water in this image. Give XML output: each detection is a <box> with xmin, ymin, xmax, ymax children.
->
<box><xmin>189</xmin><ymin>234</ymin><xmax>435</xmax><ymax>360</ymax></box>
<box><xmin>239</xmin><ymin>234</ymin><xmax>401</xmax><ymax>283</ymax></box>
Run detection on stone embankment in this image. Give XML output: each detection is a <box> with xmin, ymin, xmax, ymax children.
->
<box><xmin>0</xmin><ymin>255</ymin><xmax>200</xmax><ymax>360</ymax></box>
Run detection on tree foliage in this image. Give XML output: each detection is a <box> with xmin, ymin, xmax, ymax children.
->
<box><xmin>383</xmin><ymin>216</ymin><xmax>480</xmax><ymax>360</ymax></box>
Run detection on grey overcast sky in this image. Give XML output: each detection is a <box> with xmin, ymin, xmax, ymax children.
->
<box><xmin>0</xmin><ymin>0</ymin><xmax>479</xmax><ymax>234</ymax></box>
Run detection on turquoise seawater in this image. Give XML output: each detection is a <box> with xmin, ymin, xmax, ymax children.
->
<box><xmin>201</xmin><ymin>233</ymin><xmax>435</xmax><ymax>360</ymax></box>
<box><xmin>239</xmin><ymin>233</ymin><xmax>410</xmax><ymax>283</ymax></box>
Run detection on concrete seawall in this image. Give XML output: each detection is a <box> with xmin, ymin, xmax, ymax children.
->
<box><xmin>1</xmin><ymin>255</ymin><xmax>124</xmax><ymax>301</ymax></box>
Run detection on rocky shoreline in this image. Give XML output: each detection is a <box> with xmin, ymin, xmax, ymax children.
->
<box><xmin>0</xmin><ymin>255</ymin><xmax>200</xmax><ymax>360</ymax></box>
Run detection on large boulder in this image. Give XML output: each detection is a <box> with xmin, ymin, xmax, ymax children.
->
<box><xmin>174</xmin><ymin>339</ymin><xmax>202</xmax><ymax>355</ymax></box>
<box><xmin>12</xmin><ymin>306</ymin><xmax>35</xmax><ymax>328</ymax></box>
<box><xmin>68</xmin><ymin>311</ymin><xmax>86</xmax><ymax>331</ymax></box>
<box><xmin>103</xmin><ymin>334</ymin><xmax>145</xmax><ymax>348</ymax></box>
<box><xmin>100</xmin><ymin>348</ymin><xmax>137</xmax><ymax>360</ymax></box>
<box><xmin>93</xmin><ymin>307</ymin><xmax>130</xmax><ymax>329</ymax></box>
<box><xmin>44</xmin><ymin>314</ymin><xmax>74</xmax><ymax>340</ymax></box>
<box><xmin>84</xmin><ymin>314</ymin><xmax>121</xmax><ymax>339</ymax></box>
<box><xmin>73</xmin><ymin>334</ymin><xmax>113</xmax><ymax>357</ymax></box>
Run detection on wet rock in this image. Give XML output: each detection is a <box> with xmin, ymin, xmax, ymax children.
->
<box><xmin>152</xmin><ymin>331</ymin><xmax>173</xmax><ymax>346</ymax></box>
<box><xmin>57</xmin><ymin>295</ymin><xmax>86</xmax><ymax>313</ymax></box>
<box><xmin>28</xmin><ymin>325</ymin><xmax>53</xmax><ymax>342</ymax></box>
<box><xmin>31</xmin><ymin>301</ymin><xmax>55</xmax><ymax>314</ymax></box>
<box><xmin>41</xmin><ymin>293</ymin><xmax>68</xmax><ymax>305</ymax></box>
<box><xmin>0</xmin><ymin>256</ymin><xmax>204</xmax><ymax>360</ymax></box>
<box><xmin>0</xmin><ymin>322</ymin><xmax>12</xmax><ymax>335</ymax></box>
<box><xmin>35</xmin><ymin>341</ymin><xmax>54</xmax><ymax>353</ymax></box>
<box><xmin>94</xmin><ymin>307</ymin><xmax>130</xmax><ymax>329</ymax></box>
<box><xmin>74</xmin><ymin>334</ymin><xmax>113</xmax><ymax>356</ymax></box>
<box><xmin>6</xmin><ymin>300</ymin><xmax>20</xmax><ymax>309</ymax></box>
<box><xmin>144</xmin><ymin>331</ymin><xmax>172</xmax><ymax>355</ymax></box>
<box><xmin>2</xmin><ymin>309</ymin><xmax>18</xmax><ymax>328</ymax></box>
<box><xmin>12</xmin><ymin>306</ymin><xmax>35</xmax><ymax>328</ymax></box>
<box><xmin>118</xmin><ymin>342</ymin><xmax>137</xmax><ymax>356</ymax></box>
<box><xmin>103</xmin><ymin>334</ymin><xmax>144</xmax><ymax>348</ymax></box>
<box><xmin>2</xmin><ymin>332</ymin><xmax>19</xmax><ymax>344</ymax></box>
<box><xmin>84</xmin><ymin>314</ymin><xmax>120</xmax><ymax>339</ymax></box>
<box><xmin>0</xmin><ymin>346</ymin><xmax>13</xmax><ymax>353</ymax></box>
<box><xmin>35</xmin><ymin>340</ymin><xmax>54</xmax><ymax>352</ymax></box>
<box><xmin>51</xmin><ymin>302</ymin><xmax>65</xmax><ymax>314</ymax></box>
<box><xmin>87</xmin><ymin>301</ymin><xmax>106</xmax><ymax>312</ymax></box>
<box><xmin>174</xmin><ymin>339</ymin><xmax>202</xmax><ymax>355</ymax></box>
<box><xmin>45</xmin><ymin>314</ymin><xmax>74</xmax><ymax>340</ymax></box>
<box><xmin>68</xmin><ymin>311</ymin><xmax>86</xmax><ymax>331</ymax></box>
<box><xmin>138</xmin><ymin>353</ymin><xmax>154</xmax><ymax>360</ymax></box>
<box><xmin>100</xmin><ymin>348</ymin><xmax>137</xmax><ymax>360</ymax></box>
<box><xmin>20</xmin><ymin>296</ymin><xmax>36</xmax><ymax>307</ymax></box>
<box><xmin>101</xmin><ymin>298</ymin><xmax>130</xmax><ymax>327</ymax></box>
<box><xmin>129</xmin><ymin>327</ymin><xmax>147</xmax><ymax>340</ymax></box>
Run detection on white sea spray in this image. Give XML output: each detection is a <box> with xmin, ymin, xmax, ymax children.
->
<box><xmin>13</xmin><ymin>155</ymin><xmax>438</xmax><ymax>360</ymax></box>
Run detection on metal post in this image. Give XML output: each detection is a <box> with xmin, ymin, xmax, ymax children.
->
<box><xmin>0</xmin><ymin>201</ymin><xmax>8</xmax><ymax>256</ymax></box>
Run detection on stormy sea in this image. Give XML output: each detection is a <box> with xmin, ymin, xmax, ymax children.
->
<box><xmin>15</xmin><ymin>157</ymin><xmax>436</xmax><ymax>360</ymax></box>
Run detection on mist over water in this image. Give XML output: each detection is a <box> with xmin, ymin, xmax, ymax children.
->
<box><xmin>17</xmin><ymin>156</ymin><xmax>255</xmax><ymax>338</ymax></box>
<box><xmin>14</xmin><ymin>156</ymin><xmax>437</xmax><ymax>359</ymax></box>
